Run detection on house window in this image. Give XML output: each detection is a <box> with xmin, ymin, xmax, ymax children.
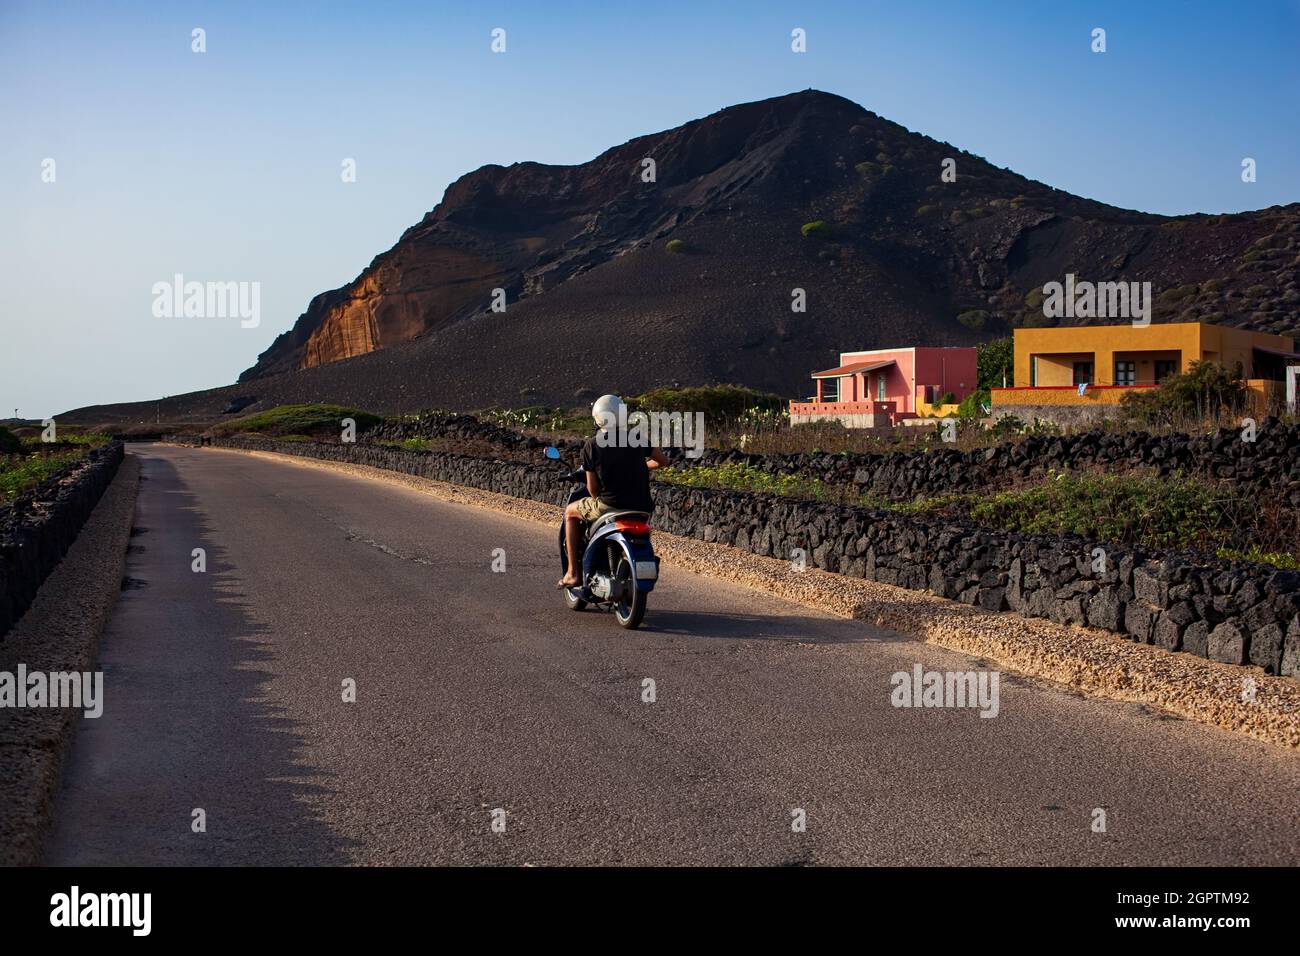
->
<box><xmin>1155</xmin><ymin>360</ymin><xmax>1177</xmax><ymax>383</ymax></box>
<box><xmin>877</xmin><ymin>373</ymin><xmax>887</xmax><ymax>401</ymax></box>
<box><xmin>1030</xmin><ymin>356</ymin><xmax>1038</xmax><ymax>387</ymax></box>
<box><xmin>1072</xmin><ymin>362</ymin><xmax>1093</xmax><ymax>386</ymax></box>
<box><xmin>1115</xmin><ymin>360</ymin><xmax>1136</xmax><ymax>386</ymax></box>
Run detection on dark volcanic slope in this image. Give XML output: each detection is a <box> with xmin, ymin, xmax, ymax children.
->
<box><xmin>65</xmin><ymin>90</ymin><xmax>1299</xmax><ymax>423</ymax></box>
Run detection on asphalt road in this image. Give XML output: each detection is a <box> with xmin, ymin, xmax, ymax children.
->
<box><xmin>46</xmin><ymin>445</ymin><xmax>1300</xmax><ymax>865</ymax></box>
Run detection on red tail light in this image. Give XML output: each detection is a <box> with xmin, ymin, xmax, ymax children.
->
<box><xmin>615</xmin><ymin>519</ymin><xmax>651</xmax><ymax>536</ymax></box>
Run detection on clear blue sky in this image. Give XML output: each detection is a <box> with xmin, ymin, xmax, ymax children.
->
<box><xmin>3</xmin><ymin>0</ymin><xmax>1297</xmax><ymax>417</ymax></box>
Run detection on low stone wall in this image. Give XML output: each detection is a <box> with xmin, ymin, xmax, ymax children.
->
<box><xmin>0</xmin><ymin>441</ymin><xmax>125</xmax><ymax>637</ymax></box>
<box><xmin>178</xmin><ymin>435</ymin><xmax>1300</xmax><ymax>678</ymax></box>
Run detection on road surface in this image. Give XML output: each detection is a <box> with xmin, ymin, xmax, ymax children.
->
<box><xmin>46</xmin><ymin>445</ymin><xmax>1300</xmax><ymax>865</ymax></box>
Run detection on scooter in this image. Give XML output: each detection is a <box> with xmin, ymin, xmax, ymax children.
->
<box><xmin>547</xmin><ymin>448</ymin><xmax>659</xmax><ymax>629</ymax></box>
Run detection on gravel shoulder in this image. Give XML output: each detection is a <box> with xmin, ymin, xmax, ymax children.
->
<box><xmin>225</xmin><ymin>447</ymin><xmax>1300</xmax><ymax>750</ymax></box>
<box><xmin>0</xmin><ymin>453</ymin><xmax>141</xmax><ymax>865</ymax></box>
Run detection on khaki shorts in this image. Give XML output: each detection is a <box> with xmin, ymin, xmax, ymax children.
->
<box><xmin>575</xmin><ymin>496</ymin><xmax>614</xmax><ymax>523</ymax></box>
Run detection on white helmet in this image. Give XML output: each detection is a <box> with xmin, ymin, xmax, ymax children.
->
<box><xmin>592</xmin><ymin>393</ymin><xmax>625</xmax><ymax>429</ymax></box>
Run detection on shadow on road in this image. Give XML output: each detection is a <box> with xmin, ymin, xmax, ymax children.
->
<box><xmin>47</xmin><ymin>451</ymin><xmax>358</xmax><ymax>865</ymax></box>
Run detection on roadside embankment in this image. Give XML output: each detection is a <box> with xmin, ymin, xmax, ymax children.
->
<box><xmin>0</xmin><ymin>453</ymin><xmax>141</xmax><ymax>864</ymax></box>
<box><xmin>1</xmin><ymin>441</ymin><xmax>125</xmax><ymax>638</ymax></box>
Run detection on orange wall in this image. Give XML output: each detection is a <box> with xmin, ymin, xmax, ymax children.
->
<box><xmin>1014</xmin><ymin>323</ymin><xmax>1294</xmax><ymax>387</ymax></box>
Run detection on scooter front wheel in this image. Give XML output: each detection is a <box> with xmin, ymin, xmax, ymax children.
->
<box><xmin>564</xmin><ymin>587</ymin><xmax>587</xmax><ymax>611</ymax></box>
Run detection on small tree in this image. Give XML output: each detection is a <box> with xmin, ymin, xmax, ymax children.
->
<box><xmin>977</xmin><ymin>338</ymin><xmax>1014</xmax><ymax>390</ymax></box>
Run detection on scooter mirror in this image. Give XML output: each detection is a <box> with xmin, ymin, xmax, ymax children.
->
<box><xmin>544</xmin><ymin>446</ymin><xmax>562</xmax><ymax>460</ymax></box>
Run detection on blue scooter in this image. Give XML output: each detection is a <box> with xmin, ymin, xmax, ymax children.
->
<box><xmin>547</xmin><ymin>448</ymin><xmax>659</xmax><ymax>629</ymax></box>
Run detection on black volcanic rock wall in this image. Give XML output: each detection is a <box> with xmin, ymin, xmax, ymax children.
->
<box><xmin>0</xmin><ymin>441</ymin><xmax>125</xmax><ymax>637</ymax></box>
<box><xmin>177</xmin><ymin>435</ymin><xmax>1300</xmax><ymax>678</ymax></box>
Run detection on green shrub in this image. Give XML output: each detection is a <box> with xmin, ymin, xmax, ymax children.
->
<box><xmin>0</xmin><ymin>427</ymin><xmax>22</xmax><ymax>455</ymax></box>
<box><xmin>801</xmin><ymin>220</ymin><xmax>832</xmax><ymax>238</ymax></box>
<box><xmin>631</xmin><ymin>384</ymin><xmax>785</xmax><ymax>419</ymax></box>
<box><xmin>665</xmin><ymin>239</ymin><xmax>686</xmax><ymax>254</ymax></box>
<box><xmin>957</xmin><ymin>390</ymin><xmax>989</xmax><ymax>419</ymax></box>
<box><xmin>855</xmin><ymin>162</ymin><xmax>881</xmax><ymax>178</ymax></box>
<box><xmin>1024</xmin><ymin>288</ymin><xmax>1045</xmax><ymax>309</ymax></box>
<box><xmin>1120</xmin><ymin>360</ymin><xmax>1246</xmax><ymax>424</ymax></box>
<box><xmin>1159</xmin><ymin>283</ymin><xmax>1199</xmax><ymax>302</ymax></box>
<box><xmin>956</xmin><ymin>309</ymin><xmax>988</xmax><ymax>330</ymax></box>
<box><xmin>916</xmin><ymin>205</ymin><xmax>940</xmax><ymax>217</ymax></box>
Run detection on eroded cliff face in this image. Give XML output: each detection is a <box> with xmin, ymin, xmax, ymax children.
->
<box><xmin>298</xmin><ymin>246</ymin><xmax>516</xmax><ymax>369</ymax></box>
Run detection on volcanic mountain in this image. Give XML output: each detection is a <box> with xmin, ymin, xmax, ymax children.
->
<box><xmin>65</xmin><ymin>89</ymin><xmax>1299</xmax><ymax>424</ymax></box>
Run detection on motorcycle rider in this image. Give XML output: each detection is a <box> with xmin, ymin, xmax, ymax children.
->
<box><xmin>557</xmin><ymin>394</ymin><xmax>668</xmax><ymax>589</ymax></box>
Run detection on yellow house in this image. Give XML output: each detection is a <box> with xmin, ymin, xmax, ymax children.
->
<box><xmin>992</xmin><ymin>321</ymin><xmax>1298</xmax><ymax>413</ymax></box>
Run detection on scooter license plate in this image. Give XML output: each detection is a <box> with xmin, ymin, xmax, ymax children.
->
<box><xmin>635</xmin><ymin>561</ymin><xmax>659</xmax><ymax>580</ymax></box>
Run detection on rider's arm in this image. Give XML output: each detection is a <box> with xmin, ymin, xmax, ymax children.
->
<box><xmin>646</xmin><ymin>447</ymin><xmax>669</xmax><ymax>470</ymax></box>
<box><xmin>586</xmin><ymin>470</ymin><xmax>601</xmax><ymax>497</ymax></box>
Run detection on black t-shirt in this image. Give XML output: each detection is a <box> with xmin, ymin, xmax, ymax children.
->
<box><xmin>582</xmin><ymin>436</ymin><xmax>654</xmax><ymax>513</ymax></box>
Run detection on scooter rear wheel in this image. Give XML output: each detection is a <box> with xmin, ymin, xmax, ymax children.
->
<box><xmin>613</xmin><ymin>557</ymin><xmax>646</xmax><ymax>629</ymax></box>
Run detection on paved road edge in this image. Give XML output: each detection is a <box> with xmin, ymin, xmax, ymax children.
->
<box><xmin>0</xmin><ymin>453</ymin><xmax>142</xmax><ymax>865</ymax></box>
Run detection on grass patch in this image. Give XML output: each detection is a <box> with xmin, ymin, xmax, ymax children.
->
<box><xmin>945</xmin><ymin>471</ymin><xmax>1230</xmax><ymax>550</ymax></box>
<box><xmin>478</xmin><ymin>406</ymin><xmax>592</xmax><ymax>434</ymax></box>
<box><xmin>656</xmin><ymin>462</ymin><xmax>1296</xmax><ymax>564</ymax></box>
<box><xmin>0</xmin><ymin>449</ymin><xmax>88</xmax><ymax>504</ymax></box>
<box><xmin>1216</xmin><ymin>547</ymin><xmax>1300</xmax><ymax>570</ymax></box>
<box><xmin>801</xmin><ymin>220</ymin><xmax>832</xmax><ymax>238</ymax></box>
<box><xmin>211</xmin><ymin>403</ymin><xmax>381</xmax><ymax>439</ymax></box>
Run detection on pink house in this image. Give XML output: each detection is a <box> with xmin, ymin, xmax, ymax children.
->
<box><xmin>789</xmin><ymin>346</ymin><xmax>979</xmax><ymax>427</ymax></box>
